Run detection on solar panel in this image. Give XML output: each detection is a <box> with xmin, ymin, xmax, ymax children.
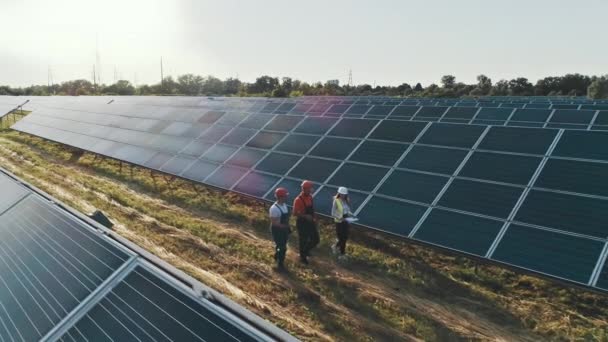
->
<box><xmin>348</xmin><ymin>140</ymin><xmax>407</xmax><ymax>166</ymax></box>
<box><xmin>327</xmin><ymin>163</ymin><xmax>389</xmax><ymax>192</ymax></box>
<box><xmin>550</xmin><ymin>109</ymin><xmax>595</xmax><ymax>124</ymax></box>
<box><xmin>443</xmin><ymin>106</ymin><xmax>478</xmax><ymax>119</ymax></box>
<box><xmin>378</xmin><ymin>170</ymin><xmax>448</xmax><ymax>204</ymax></box>
<box><xmin>459</xmin><ymin>152</ymin><xmax>542</xmax><ymax>185</ymax></box>
<box><xmin>515</xmin><ymin>190</ymin><xmax>608</xmax><ymax>238</ymax></box>
<box><xmin>438</xmin><ymin>179</ymin><xmax>524</xmax><ymax>219</ymax></box>
<box><xmin>357</xmin><ymin>196</ymin><xmax>426</xmax><ymax>236</ymax></box>
<box><xmin>414</xmin><ymin>209</ymin><xmax>504</xmax><ymax>256</ymax></box>
<box><xmin>60</xmin><ymin>266</ymin><xmax>261</xmax><ymax>341</ymax></box>
<box><xmin>418</xmin><ymin>123</ymin><xmax>485</xmax><ymax>148</ymax></box>
<box><xmin>491</xmin><ymin>224</ymin><xmax>604</xmax><ymax>284</ymax></box>
<box><xmin>310</xmin><ymin>137</ymin><xmax>359</xmax><ymax>159</ymax></box>
<box><xmin>0</xmin><ymin>169</ymin><xmax>291</xmax><ymax>341</ymax></box>
<box><xmin>13</xmin><ymin>97</ymin><xmax>608</xmax><ymax>292</ymax></box>
<box><xmin>22</xmin><ymin>96</ymin><xmax>608</xmax><ymax>131</ymax></box>
<box><xmin>399</xmin><ymin>146</ymin><xmax>467</xmax><ymax>175</ymax></box>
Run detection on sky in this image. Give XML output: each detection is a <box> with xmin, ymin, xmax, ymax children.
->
<box><xmin>0</xmin><ymin>0</ymin><xmax>606</xmax><ymax>87</ymax></box>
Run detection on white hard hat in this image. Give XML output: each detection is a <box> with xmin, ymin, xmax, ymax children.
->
<box><xmin>337</xmin><ymin>186</ymin><xmax>348</xmax><ymax>195</ymax></box>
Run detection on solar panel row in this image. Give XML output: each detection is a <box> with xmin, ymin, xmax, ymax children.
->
<box><xmin>3</xmin><ymin>94</ymin><xmax>608</xmax><ymax>115</ymax></box>
<box><xmin>24</xmin><ymin>100</ymin><xmax>608</xmax><ymax>133</ymax></box>
<box><xmin>12</xmin><ymin>105</ymin><xmax>608</xmax><ymax>292</ymax></box>
<box><xmin>0</xmin><ymin>169</ymin><xmax>294</xmax><ymax>341</ymax></box>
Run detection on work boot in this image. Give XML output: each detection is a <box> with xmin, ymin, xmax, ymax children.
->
<box><xmin>299</xmin><ymin>256</ymin><xmax>309</xmax><ymax>265</ymax></box>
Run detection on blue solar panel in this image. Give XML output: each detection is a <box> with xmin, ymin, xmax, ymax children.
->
<box><xmin>12</xmin><ymin>96</ymin><xmax>608</xmax><ymax>293</ymax></box>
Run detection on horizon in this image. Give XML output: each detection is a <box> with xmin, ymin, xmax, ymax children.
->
<box><xmin>1</xmin><ymin>0</ymin><xmax>607</xmax><ymax>87</ymax></box>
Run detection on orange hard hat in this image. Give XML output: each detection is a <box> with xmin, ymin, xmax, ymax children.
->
<box><xmin>301</xmin><ymin>180</ymin><xmax>314</xmax><ymax>190</ymax></box>
<box><xmin>275</xmin><ymin>187</ymin><xmax>289</xmax><ymax>198</ymax></box>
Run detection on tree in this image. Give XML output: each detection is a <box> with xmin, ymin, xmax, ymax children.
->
<box><xmin>160</xmin><ymin>76</ymin><xmax>178</xmax><ymax>94</ymax></box>
<box><xmin>397</xmin><ymin>83</ymin><xmax>413</xmax><ymax>96</ymax></box>
<box><xmin>177</xmin><ymin>74</ymin><xmax>203</xmax><ymax>95</ymax></box>
<box><xmin>281</xmin><ymin>77</ymin><xmax>294</xmax><ymax>94</ymax></box>
<box><xmin>248</xmin><ymin>76</ymin><xmax>279</xmax><ymax>94</ymax></box>
<box><xmin>201</xmin><ymin>76</ymin><xmax>224</xmax><ymax>94</ymax></box>
<box><xmin>322</xmin><ymin>81</ymin><xmax>342</xmax><ymax>95</ymax></box>
<box><xmin>472</xmin><ymin>74</ymin><xmax>492</xmax><ymax>95</ymax></box>
<box><xmin>224</xmin><ymin>78</ymin><xmax>242</xmax><ymax>95</ymax></box>
<box><xmin>59</xmin><ymin>79</ymin><xmax>95</xmax><ymax>96</ymax></box>
<box><xmin>490</xmin><ymin>79</ymin><xmax>509</xmax><ymax>96</ymax></box>
<box><xmin>559</xmin><ymin>73</ymin><xmax>591</xmax><ymax>97</ymax></box>
<box><xmin>441</xmin><ymin>75</ymin><xmax>456</xmax><ymax>88</ymax></box>
<box><xmin>413</xmin><ymin>83</ymin><xmax>424</xmax><ymax>92</ymax></box>
<box><xmin>136</xmin><ymin>84</ymin><xmax>153</xmax><ymax>95</ymax></box>
<box><xmin>507</xmin><ymin>77</ymin><xmax>533</xmax><ymax>96</ymax></box>
<box><xmin>271</xmin><ymin>87</ymin><xmax>288</xmax><ymax>97</ymax></box>
<box><xmin>535</xmin><ymin>77</ymin><xmax>560</xmax><ymax>96</ymax></box>
<box><xmin>103</xmin><ymin>80</ymin><xmax>135</xmax><ymax>95</ymax></box>
<box><xmin>588</xmin><ymin>76</ymin><xmax>608</xmax><ymax>99</ymax></box>
<box><xmin>422</xmin><ymin>84</ymin><xmax>440</xmax><ymax>97</ymax></box>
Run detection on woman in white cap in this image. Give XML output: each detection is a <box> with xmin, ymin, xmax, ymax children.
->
<box><xmin>331</xmin><ymin>186</ymin><xmax>353</xmax><ymax>259</ymax></box>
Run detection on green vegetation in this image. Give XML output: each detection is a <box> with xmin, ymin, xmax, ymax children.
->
<box><xmin>588</xmin><ymin>76</ymin><xmax>608</xmax><ymax>100</ymax></box>
<box><xmin>1</xmin><ymin>73</ymin><xmax>607</xmax><ymax>98</ymax></box>
<box><xmin>0</xmin><ymin>130</ymin><xmax>607</xmax><ymax>341</ymax></box>
<box><xmin>0</xmin><ymin>109</ymin><xmax>28</xmax><ymax>129</ymax></box>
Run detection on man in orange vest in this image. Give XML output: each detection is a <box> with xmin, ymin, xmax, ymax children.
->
<box><xmin>293</xmin><ymin>180</ymin><xmax>320</xmax><ymax>264</ymax></box>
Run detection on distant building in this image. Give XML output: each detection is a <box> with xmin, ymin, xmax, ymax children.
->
<box><xmin>327</xmin><ymin>79</ymin><xmax>340</xmax><ymax>86</ymax></box>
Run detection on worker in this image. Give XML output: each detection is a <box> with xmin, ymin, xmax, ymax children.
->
<box><xmin>331</xmin><ymin>186</ymin><xmax>353</xmax><ymax>260</ymax></box>
<box><xmin>269</xmin><ymin>187</ymin><xmax>291</xmax><ymax>272</ymax></box>
<box><xmin>293</xmin><ymin>180</ymin><xmax>319</xmax><ymax>264</ymax></box>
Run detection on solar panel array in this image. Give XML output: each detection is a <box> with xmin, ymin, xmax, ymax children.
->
<box><xmin>0</xmin><ymin>168</ymin><xmax>295</xmax><ymax>341</ymax></box>
<box><xmin>7</xmin><ymin>95</ymin><xmax>608</xmax><ymax>133</ymax></box>
<box><xmin>0</xmin><ymin>97</ymin><xmax>27</xmax><ymax>119</ymax></box>
<box><xmin>11</xmin><ymin>97</ymin><xmax>608</xmax><ymax>293</ymax></box>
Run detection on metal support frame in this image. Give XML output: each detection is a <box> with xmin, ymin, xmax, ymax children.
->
<box><xmin>542</xmin><ymin>109</ymin><xmax>557</xmax><ymax>128</ymax></box>
<box><xmin>587</xmin><ymin>110</ymin><xmax>601</xmax><ymax>131</ymax></box>
<box><xmin>590</xmin><ymin>241</ymin><xmax>608</xmax><ymax>287</ymax></box>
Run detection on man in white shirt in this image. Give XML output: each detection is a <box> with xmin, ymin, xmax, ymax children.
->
<box><xmin>269</xmin><ymin>187</ymin><xmax>291</xmax><ymax>271</ymax></box>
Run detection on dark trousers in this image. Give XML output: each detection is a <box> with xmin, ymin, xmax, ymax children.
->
<box><xmin>271</xmin><ymin>227</ymin><xmax>289</xmax><ymax>265</ymax></box>
<box><xmin>335</xmin><ymin>221</ymin><xmax>349</xmax><ymax>254</ymax></box>
<box><xmin>297</xmin><ymin>220</ymin><xmax>319</xmax><ymax>258</ymax></box>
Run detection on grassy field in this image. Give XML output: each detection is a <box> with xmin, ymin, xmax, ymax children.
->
<box><xmin>0</xmin><ymin>129</ymin><xmax>607</xmax><ymax>341</ymax></box>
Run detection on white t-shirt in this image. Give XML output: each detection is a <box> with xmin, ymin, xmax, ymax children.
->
<box><xmin>269</xmin><ymin>203</ymin><xmax>288</xmax><ymax>218</ymax></box>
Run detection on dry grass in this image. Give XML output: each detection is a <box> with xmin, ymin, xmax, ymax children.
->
<box><xmin>1</xmin><ymin>130</ymin><xmax>607</xmax><ymax>341</ymax></box>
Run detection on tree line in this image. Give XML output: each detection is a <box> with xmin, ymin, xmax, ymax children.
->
<box><xmin>1</xmin><ymin>73</ymin><xmax>607</xmax><ymax>99</ymax></box>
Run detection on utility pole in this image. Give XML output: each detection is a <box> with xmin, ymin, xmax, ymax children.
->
<box><xmin>95</xmin><ymin>34</ymin><xmax>102</xmax><ymax>85</ymax></box>
<box><xmin>160</xmin><ymin>57</ymin><xmax>164</xmax><ymax>94</ymax></box>
<box><xmin>93</xmin><ymin>65</ymin><xmax>97</xmax><ymax>93</ymax></box>
<box><xmin>48</xmin><ymin>66</ymin><xmax>55</xmax><ymax>95</ymax></box>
